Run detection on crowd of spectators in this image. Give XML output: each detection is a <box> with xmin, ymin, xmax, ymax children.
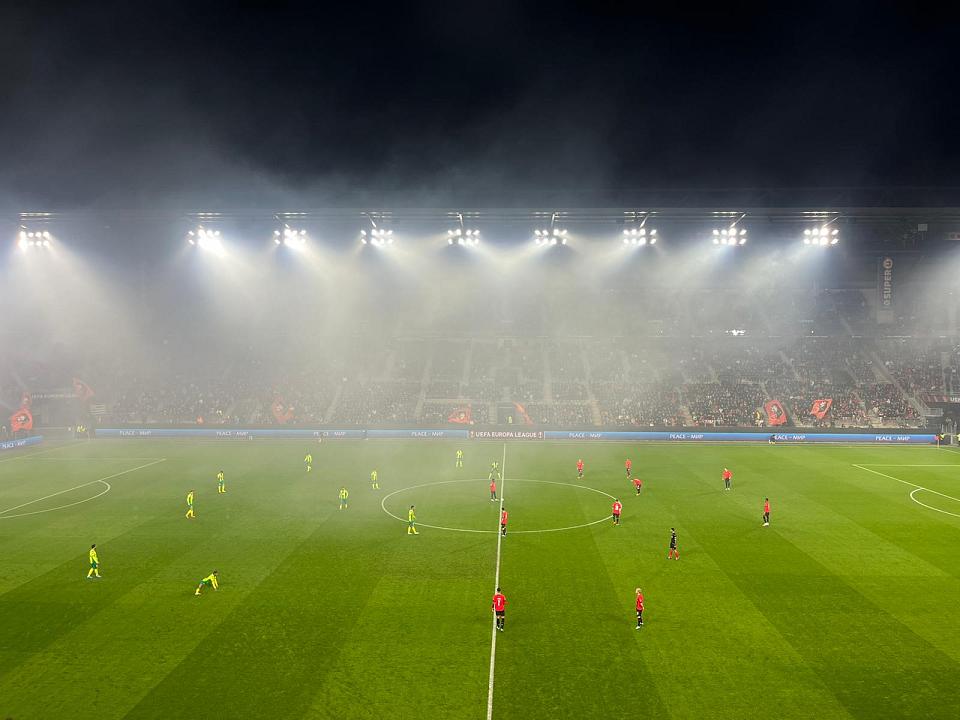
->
<box><xmin>551</xmin><ymin>381</ymin><xmax>588</xmax><ymax>403</ymax></box>
<box><xmin>685</xmin><ymin>382</ymin><xmax>765</xmax><ymax>427</ymax></box>
<box><xmin>420</xmin><ymin>402</ymin><xmax>489</xmax><ymax>425</ymax></box>
<box><xmin>515</xmin><ymin>380</ymin><xmax>544</xmax><ymax>403</ymax></box>
<box><xmin>713</xmin><ymin>342</ymin><xmax>788</xmax><ymax>383</ymax></box>
<box><xmin>425</xmin><ymin>380</ymin><xmax>460</xmax><ymax>399</ymax></box>
<box><xmin>593</xmin><ymin>383</ymin><xmax>683</xmax><ymax>427</ymax></box>
<box><xmin>332</xmin><ymin>381</ymin><xmax>420</xmax><ymax>425</ymax></box>
<box><xmin>11</xmin><ymin>314</ymin><xmax>952</xmax><ymax>430</ymax></box>
<box><xmin>584</xmin><ymin>340</ymin><xmax>627</xmax><ymax>382</ymax></box>
<box><xmin>462</xmin><ymin>379</ymin><xmax>500</xmax><ymax>402</ymax></box>
<box><xmin>861</xmin><ymin>383</ymin><xmax>918</xmax><ymax>425</ymax></box>
<box><xmin>946</xmin><ymin>346</ymin><xmax>960</xmax><ymax>394</ymax></box>
<box><xmin>880</xmin><ymin>340</ymin><xmax>945</xmax><ymax>396</ymax></box>
<box><xmin>766</xmin><ymin>379</ymin><xmax>868</xmax><ymax>427</ymax></box>
<box><xmin>552</xmin><ymin>403</ymin><xmax>593</xmax><ymax>426</ymax></box>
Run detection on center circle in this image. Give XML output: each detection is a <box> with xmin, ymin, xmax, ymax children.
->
<box><xmin>380</xmin><ymin>478</ymin><xmax>618</xmax><ymax>534</ymax></box>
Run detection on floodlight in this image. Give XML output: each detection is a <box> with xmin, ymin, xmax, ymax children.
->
<box><xmin>17</xmin><ymin>227</ymin><xmax>55</xmax><ymax>251</ymax></box>
<box><xmin>802</xmin><ymin>224</ymin><xmax>839</xmax><ymax>246</ymax></box>
<box><xmin>711</xmin><ymin>225</ymin><xmax>745</xmax><ymax>246</ymax></box>
<box><xmin>622</xmin><ymin>226</ymin><xmax>656</xmax><ymax>246</ymax></box>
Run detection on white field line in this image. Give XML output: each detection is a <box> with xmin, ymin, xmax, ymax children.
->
<box><xmin>0</xmin><ymin>442</ymin><xmax>80</xmax><ymax>464</ymax></box>
<box><xmin>7</xmin><ymin>457</ymin><xmax>169</xmax><ymax>461</ymax></box>
<box><xmin>852</xmin><ymin>463</ymin><xmax>960</xmax><ymax>519</ymax></box>
<box><xmin>487</xmin><ymin>443</ymin><xmax>506</xmax><ymax>720</ymax></box>
<box><xmin>909</xmin><ymin>489</ymin><xmax>960</xmax><ymax>519</ymax></box>
<box><xmin>0</xmin><ymin>458</ymin><xmax>166</xmax><ymax>519</ymax></box>
<box><xmin>379</xmin><ymin>478</ymin><xmax>615</xmax><ymax>534</ymax></box>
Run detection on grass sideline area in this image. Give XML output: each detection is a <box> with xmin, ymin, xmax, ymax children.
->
<box><xmin>1</xmin><ymin>439</ymin><xmax>959</xmax><ymax>719</ymax></box>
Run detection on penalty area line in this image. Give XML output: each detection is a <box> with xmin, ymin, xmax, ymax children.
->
<box><xmin>0</xmin><ymin>458</ymin><xmax>166</xmax><ymax>519</ymax></box>
<box><xmin>0</xmin><ymin>442</ymin><xmax>83</xmax><ymax>465</ymax></box>
<box><xmin>852</xmin><ymin>463</ymin><xmax>960</xmax><ymax>519</ymax></box>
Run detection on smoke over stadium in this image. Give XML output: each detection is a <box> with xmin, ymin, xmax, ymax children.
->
<box><xmin>2</xmin><ymin>3</ymin><xmax>960</xmax><ymax>719</ymax></box>
<box><xmin>3</xmin><ymin>205</ymin><xmax>960</xmax><ymax>436</ymax></box>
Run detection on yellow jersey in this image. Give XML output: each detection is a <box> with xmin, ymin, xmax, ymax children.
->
<box><xmin>89</xmin><ymin>548</ymin><xmax>98</xmax><ymax>563</ymax></box>
<box><xmin>408</xmin><ymin>508</ymin><xmax>416</xmax><ymax>521</ymax></box>
<box><xmin>339</xmin><ymin>488</ymin><xmax>349</xmax><ymax>500</ymax></box>
<box><xmin>187</xmin><ymin>492</ymin><xmax>194</xmax><ymax>505</ymax></box>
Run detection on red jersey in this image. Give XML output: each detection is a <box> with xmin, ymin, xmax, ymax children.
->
<box><xmin>764</xmin><ymin>500</ymin><xmax>770</xmax><ymax>513</ymax></box>
<box><xmin>493</xmin><ymin>593</ymin><xmax>506</xmax><ymax>612</ymax></box>
<box><xmin>612</xmin><ymin>501</ymin><xmax>622</xmax><ymax>514</ymax></box>
<box><xmin>722</xmin><ymin>469</ymin><xmax>732</xmax><ymax>480</ymax></box>
<box><xmin>576</xmin><ymin>460</ymin><xmax>584</xmax><ymax>471</ymax></box>
<box><xmin>636</xmin><ymin>593</ymin><xmax>644</xmax><ymax>611</ymax></box>
<box><xmin>490</xmin><ymin>480</ymin><xmax>497</xmax><ymax>492</ymax></box>
<box><xmin>500</xmin><ymin>510</ymin><xmax>508</xmax><ymax>525</ymax></box>
<box><xmin>625</xmin><ymin>459</ymin><xmax>632</xmax><ymax>470</ymax></box>
<box><xmin>633</xmin><ymin>477</ymin><xmax>642</xmax><ymax>489</ymax></box>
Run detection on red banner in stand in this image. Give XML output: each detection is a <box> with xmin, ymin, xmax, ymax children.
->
<box><xmin>271</xmin><ymin>397</ymin><xmax>294</xmax><ymax>424</ymax></box>
<box><xmin>513</xmin><ymin>402</ymin><xmax>533</xmax><ymax>425</ymax></box>
<box><xmin>810</xmin><ymin>398</ymin><xmax>833</xmax><ymax>420</ymax></box>
<box><xmin>764</xmin><ymin>399</ymin><xmax>787</xmax><ymax>426</ymax></box>
<box><xmin>11</xmin><ymin>407</ymin><xmax>33</xmax><ymax>432</ymax></box>
<box><xmin>72</xmin><ymin>377</ymin><xmax>95</xmax><ymax>401</ymax></box>
<box><xmin>447</xmin><ymin>406</ymin><xmax>472</xmax><ymax>424</ymax></box>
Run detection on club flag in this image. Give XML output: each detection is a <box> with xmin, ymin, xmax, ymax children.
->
<box><xmin>72</xmin><ymin>377</ymin><xmax>95</xmax><ymax>401</ymax></box>
<box><xmin>11</xmin><ymin>407</ymin><xmax>33</xmax><ymax>432</ymax></box>
<box><xmin>810</xmin><ymin>398</ymin><xmax>832</xmax><ymax>420</ymax></box>
<box><xmin>764</xmin><ymin>399</ymin><xmax>787</xmax><ymax>426</ymax></box>
<box><xmin>447</xmin><ymin>406</ymin><xmax>472</xmax><ymax>424</ymax></box>
<box><xmin>513</xmin><ymin>402</ymin><xmax>533</xmax><ymax>425</ymax></box>
<box><xmin>271</xmin><ymin>397</ymin><xmax>295</xmax><ymax>424</ymax></box>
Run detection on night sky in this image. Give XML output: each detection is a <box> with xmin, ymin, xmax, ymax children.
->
<box><xmin>1</xmin><ymin>1</ymin><xmax>957</xmax><ymax>209</ymax></box>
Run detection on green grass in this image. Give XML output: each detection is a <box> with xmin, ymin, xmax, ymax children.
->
<box><xmin>2</xmin><ymin>439</ymin><xmax>960</xmax><ymax>719</ymax></box>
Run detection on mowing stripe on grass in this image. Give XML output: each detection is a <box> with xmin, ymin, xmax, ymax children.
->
<box><xmin>487</xmin><ymin>442</ymin><xmax>506</xmax><ymax>720</ymax></box>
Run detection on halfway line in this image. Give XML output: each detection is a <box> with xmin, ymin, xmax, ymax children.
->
<box><xmin>487</xmin><ymin>442</ymin><xmax>506</xmax><ymax>720</ymax></box>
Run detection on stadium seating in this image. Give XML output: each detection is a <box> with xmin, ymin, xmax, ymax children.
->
<box><xmin>5</xmin><ymin>288</ymin><xmax>949</xmax><ymax>430</ymax></box>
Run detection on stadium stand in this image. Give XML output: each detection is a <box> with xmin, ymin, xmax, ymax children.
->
<box><xmin>6</xmin><ymin>287</ymin><xmax>946</xmax><ymax>431</ymax></box>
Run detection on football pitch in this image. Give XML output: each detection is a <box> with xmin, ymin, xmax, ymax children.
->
<box><xmin>1</xmin><ymin>438</ymin><xmax>960</xmax><ymax>719</ymax></box>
